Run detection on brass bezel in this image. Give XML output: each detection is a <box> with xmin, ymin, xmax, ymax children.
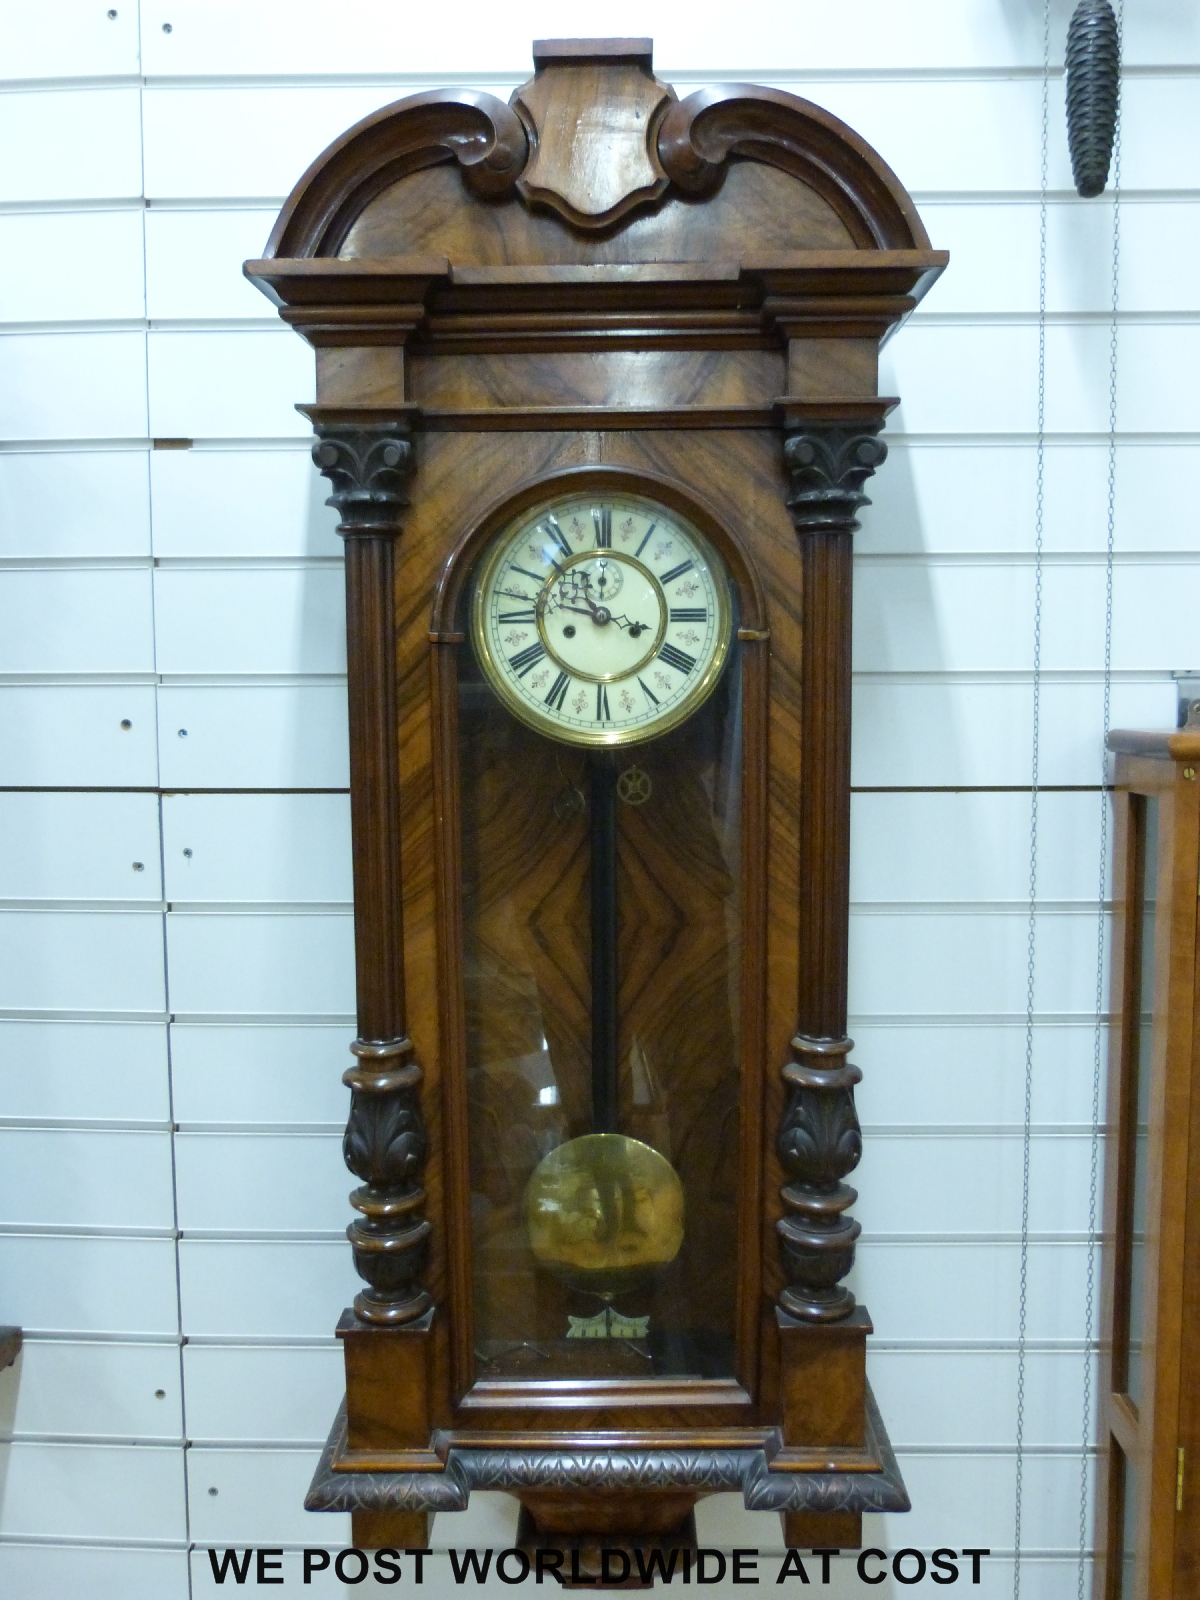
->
<box><xmin>470</xmin><ymin>490</ymin><xmax>734</xmax><ymax>750</ymax></box>
<box><xmin>536</xmin><ymin>549</ymin><xmax>667</xmax><ymax>683</ymax></box>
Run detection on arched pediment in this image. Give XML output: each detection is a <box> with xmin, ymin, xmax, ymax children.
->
<box><xmin>658</xmin><ymin>86</ymin><xmax>930</xmax><ymax>251</ymax></box>
<box><xmin>259</xmin><ymin>39</ymin><xmax>932</xmax><ymax>266</ymax></box>
<box><xmin>265</xmin><ymin>88</ymin><xmax>528</xmax><ymax>260</ymax></box>
<box><xmin>245</xmin><ymin>38</ymin><xmax>945</xmax><ymax>422</ymax></box>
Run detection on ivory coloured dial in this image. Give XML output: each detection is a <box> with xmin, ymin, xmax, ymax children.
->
<box><xmin>471</xmin><ymin>492</ymin><xmax>733</xmax><ymax>747</ymax></box>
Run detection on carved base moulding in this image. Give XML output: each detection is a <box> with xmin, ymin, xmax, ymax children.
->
<box><xmin>306</xmin><ymin>1386</ymin><xmax>910</xmax><ymax>1552</ymax></box>
<box><xmin>244</xmin><ymin>33</ymin><xmax>946</xmax><ymax>1552</ymax></box>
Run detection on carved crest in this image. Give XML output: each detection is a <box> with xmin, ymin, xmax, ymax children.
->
<box><xmin>513</xmin><ymin>38</ymin><xmax>673</xmax><ymax>229</ymax></box>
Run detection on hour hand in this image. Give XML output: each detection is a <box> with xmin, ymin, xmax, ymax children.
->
<box><xmin>610</xmin><ymin>613</ymin><xmax>649</xmax><ymax>636</ymax></box>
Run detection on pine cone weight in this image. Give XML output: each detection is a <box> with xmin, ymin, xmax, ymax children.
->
<box><xmin>1065</xmin><ymin>0</ymin><xmax>1120</xmax><ymax>198</ymax></box>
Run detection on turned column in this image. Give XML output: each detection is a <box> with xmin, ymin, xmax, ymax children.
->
<box><xmin>777</xmin><ymin>423</ymin><xmax>887</xmax><ymax>1323</ymax></box>
<box><xmin>313</xmin><ymin>422</ymin><xmax>432</xmax><ymax>1326</ymax></box>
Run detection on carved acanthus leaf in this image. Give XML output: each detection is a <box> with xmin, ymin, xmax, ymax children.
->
<box><xmin>778</xmin><ymin>1082</ymin><xmax>862</xmax><ymax>1189</ymax></box>
<box><xmin>343</xmin><ymin>1088</ymin><xmax>425</xmax><ymax>1193</ymax></box>
<box><xmin>783</xmin><ymin>429</ymin><xmax>888</xmax><ymax>535</ymax></box>
<box><xmin>313</xmin><ymin>425</ymin><xmax>414</xmax><ymax>536</ymax></box>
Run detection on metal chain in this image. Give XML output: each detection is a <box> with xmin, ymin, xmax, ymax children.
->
<box><xmin>1015</xmin><ymin>4</ymin><xmax>1051</xmax><ymax>1592</ymax></box>
<box><xmin>1079</xmin><ymin>7</ymin><xmax>1123</xmax><ymax>1593</ymax></box>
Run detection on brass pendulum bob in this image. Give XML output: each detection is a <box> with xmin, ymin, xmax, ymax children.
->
<box><xmin>524</xmin><ymin>752</ymin><xmax>684</xmax><ymax>1310</ymax></box>
<box><xmin>526</xmin><ymin>1132</ymin><xmax>684</xmax><ymax>1303</ymax></box>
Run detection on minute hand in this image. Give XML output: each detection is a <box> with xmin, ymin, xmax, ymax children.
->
<box><xmin>555</xmin><ymin>601</ymin><xmax>647</xmax><ymax>634</ymax></box>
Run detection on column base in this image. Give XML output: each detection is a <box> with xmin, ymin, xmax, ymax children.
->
<box><xmin>777</xmin><ymin>1303</ymin><xmax>872</xmax><ymax>1453</ymax></box>
<box><xmin>337</xmin><ymin>1306</ymin><xmax>436</xmax><ymax>1459</ymax></box>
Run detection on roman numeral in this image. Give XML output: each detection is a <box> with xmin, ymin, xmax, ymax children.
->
<box><xmin>634</xmin><ymin>521</ymin><xmax>657</xmax><ymax>559</ymax></box>
<box><xmin>509</xmin><ymin>641</ymin><xmax>546</xmax><ymax>677</ymax></box>
<box><xmin>499</xmin><ymin>609</ymin><xmax>536</xmax><ymax>623</ymax></box>
<box><xmin>596</xmin><ymin>683</ymin><xmax>610</xmax><ymax>721</ymax></box>
<box><xmin>543</xmin><ymin>516</ymin><xmax>572</xmax><ymax>557</ymax></box>
<box><xmin>638</xmin><ymin>676</ymin><xmax>659</xmax><ymax>706</ymax></box>
<box><xmin>659</xmin><ymin>559</ymin><xmax>695</xmax><ymax>587</ymax></box>
<box><xmin>658</xmin><ymin>643</ymin><xmax>696</xmax><ymax>675</ymax></box>
<box><xmin>511</xmin><ymin>564</ymin><xmax>545</xmax><ymax>585</ymax></box>
<box><xmin>593</xmin><ymin>506</ymin><xmax>612</xmax><ymax>548</ymax></box>
<box><xmin>545</xmin><ymin>671</ymin><xmax>570</xmax><ymax>710</ymax></box>
<box><xmin>669</xmin><ymin>607</ymin><xmax>706</xmax><ymax>622</ymax></box>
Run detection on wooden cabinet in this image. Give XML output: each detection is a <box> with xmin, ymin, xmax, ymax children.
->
<box><xmin>1095</xmin><ymin>722</ymin><xmax>1200</xmax><ymax>1597</ymax></box>
<box><xmin>244</xmin><ymin>37</ymin><xmax>946</xmax><ymax>1558</ymax></box>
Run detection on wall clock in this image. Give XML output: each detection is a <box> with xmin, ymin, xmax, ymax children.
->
<box><xmin>246</xmin><ymin>35</ymin><xmax>946</xmax><ymax>1565</ymax></box>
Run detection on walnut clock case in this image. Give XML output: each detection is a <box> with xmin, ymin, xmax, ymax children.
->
<box><xmin>245</xmin><ymin>38</ymin><xmax>946</xmax><ymax>1558</ymax></box>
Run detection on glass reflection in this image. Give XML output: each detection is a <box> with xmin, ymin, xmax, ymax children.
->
<box><xmin>457</xmin><ymin>640</ymin><xmax>742</xmax><ymax>1383</ymax></box>
<box><xmin>1115</xmin><ymin>1441</ymin><xmax>1138</xmax><ymax>1599</ymax></box>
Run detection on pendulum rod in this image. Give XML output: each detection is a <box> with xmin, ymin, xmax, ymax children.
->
<box><xmin>589</xmin><ymin>751</ymin><xmax>619</xmax><ymax>1134</ymax></box>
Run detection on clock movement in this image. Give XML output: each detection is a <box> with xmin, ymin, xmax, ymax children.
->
<box><xmin>245</xmin><ymin>36</ymin><xmax>946</xmax><ymax>1563</ymax></box>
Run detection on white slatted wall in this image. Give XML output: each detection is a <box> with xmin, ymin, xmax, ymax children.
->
<box><xmin>0</xmin><ymin>3</ymin><xmax>1194</xmax><ymax>1595</ymax></box>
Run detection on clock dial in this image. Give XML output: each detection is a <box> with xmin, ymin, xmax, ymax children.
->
<box><xmin>472</xmin><ymin>492</ymin><xmax>733</xmax><ymax>747</ymax></box>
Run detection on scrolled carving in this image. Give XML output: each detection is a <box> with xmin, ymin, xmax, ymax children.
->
<box><xmin>658</xmin><ymin>86</ymin><xmax>931</xmax><ymax>250</ymax></box>
<box><xmin>313</xmin><ymin>425</ymin><xmax>414</xmax><ymax>537</ymax></box>
<box><xmin>783</xmin><ymin>428</ymin><xmax>887</xmax><ymax>535</ymax></box>
<box><xmin>266</xmin><ymin>89</ymin><xmax>528</xmax><ymax>257</ymax></box>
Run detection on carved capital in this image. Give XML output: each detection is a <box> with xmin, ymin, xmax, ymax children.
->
<box><xmin>313</xmin><ymin>424</ymin><xmax>414</xmax><ymax>538</ymax></box>
<box><xmin>776</xmin><ymin>1035</ymin><xmax>863</xmax><ymax>1322</ymax></box>
<box><xmin>343</xmin><ymin>1038</ymin><xmax>432</xmax><ymax>1326</ymax></box>
<box><xmin>783</xmin><ymin>427</ymin><xmax>887</xmax><ymax>536</ymax></box>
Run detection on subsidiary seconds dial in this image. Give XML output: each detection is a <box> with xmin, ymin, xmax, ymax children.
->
<box><xmin>471</xmin><ymin>491</ymin><xmax>734</xmax><ymax>748</ymax></box>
